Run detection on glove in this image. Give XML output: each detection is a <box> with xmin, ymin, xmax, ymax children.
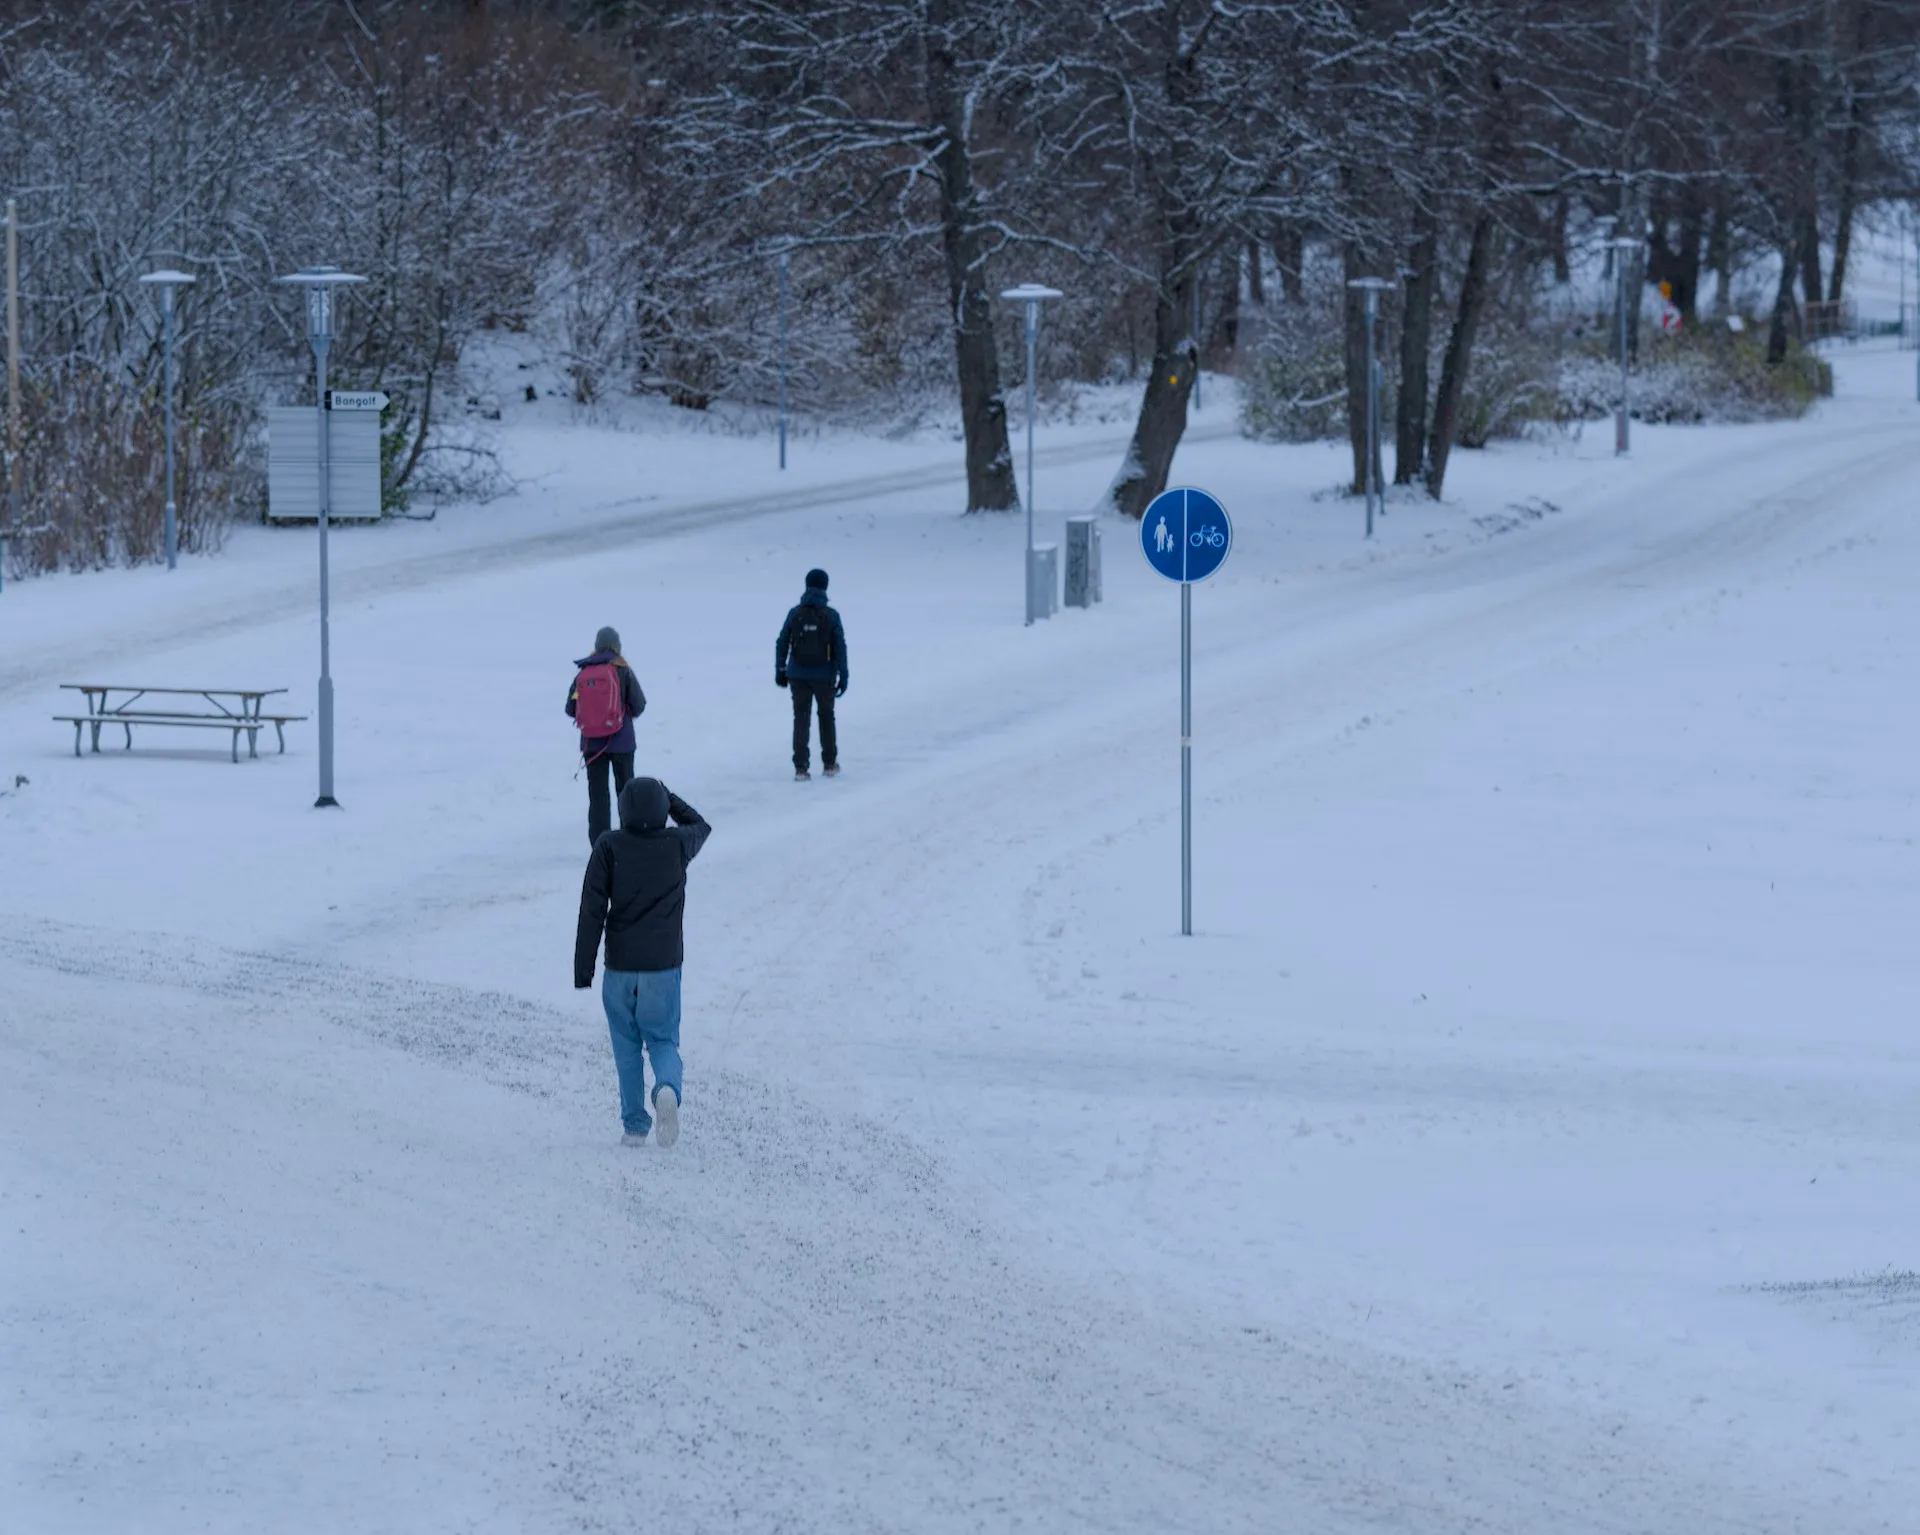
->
<box><xmin>835</xmin><ymin>679</ymin><xmax>847</xmax><ymax>698</ymax></box>
<box><xmin>775</xmin><ymin>670</ymin><xmax>788</xmax><ymax>689</ymax></box>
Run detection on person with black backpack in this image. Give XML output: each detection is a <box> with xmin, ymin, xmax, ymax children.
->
<box><xmin>774</xmin><ymin>568</ymin><xmax>848</xmax><ymax>780</ymax></box>
<box><xmin>566</xmin><ymin>625</ymin><xmax>647</xmax><ymax>846</ymax></box>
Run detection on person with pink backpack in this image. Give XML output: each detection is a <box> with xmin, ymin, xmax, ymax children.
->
<box><xmin>566</xmin><ymin>625</ymin><xmax>648</xmax><ymax>846</ymax></box>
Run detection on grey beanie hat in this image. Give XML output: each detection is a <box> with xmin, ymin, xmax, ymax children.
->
<box><xmin>594</xmin><ymin>625</ymin><xmax>621</xmax><ymax>655</ymax></box>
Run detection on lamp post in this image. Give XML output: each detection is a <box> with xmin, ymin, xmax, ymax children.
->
<box><xmin>138</xmin><ymin>269</ymin><xmax>195</xmax><ymax>571</ymax></box>
<box><xmin>1347</xmin><ymin>277</ymin><xmax>1394</xmax><ymax>538</ymax></box>
<box><xmin>275</xmin><ymin>265</ymin><xmax>366</xmax><ymax>809</ymax></box>
<box><xmin>1191</xmin><ymin>273</ymin><xmax>1202</xmax><ymax>413</ymax></box>
<box><xmin>1000</xmin><ymin>282</ymin><xmax>1063</xmax><ymax>625</ymax></box>
<box><xmin>1606</xmin><ymin>235</ymin><xmax>1643</xmax><ymax>455</ymax></box>
<box><xmin>3</xmin><ymin>197</ymin><xmax>16</xmax><ymax>597</ymax></box>
<box><xmin>777</xmin><ymin>246</ymin><xmax>790</xmax><ymax>470</ymax></box>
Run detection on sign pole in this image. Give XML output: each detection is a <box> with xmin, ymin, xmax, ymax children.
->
<box><xmin>1140</xmin><ymin>484</ymin><xmax>1230</xmax><ymax>937</ymax></box>
<box><xmin>1181</xmin><ymin>577</ymin><xmax>1192</xmax><ymax>936</ymax></box>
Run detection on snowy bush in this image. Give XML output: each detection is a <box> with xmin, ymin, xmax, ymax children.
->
<box><xmin>1557</xmin><ymin>331</ymin><xmax>1832</xmax><ymax>426</ymax></box>
<box><xmin>1239</xmin><ymin>302</ymin><xmax>1349</xmax><ymax>443</ymax></box>
<box><xmin>5</xmin><ymin>369</ymin><xmax>240</xmax><ymax>577</ymax></box>
<box><xmin>1454</xmin><ymin>317</ymin><xmax>1563</xmax><ymax>447</ymax></box>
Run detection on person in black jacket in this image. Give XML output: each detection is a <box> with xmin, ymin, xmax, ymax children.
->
<box><xmin>774</xmin><ymin>568</ymin><xmax>848</xmax><ymax>780</ymax></box>
<box><xmin>565</xmin><ymin>625</ymin><xmax>648</xmax><ymax>847</ymax></box>
<box><xmin>575</xmin><ymin>777</ymin><xmax>712</xmax><ymax>1146</ymax></box>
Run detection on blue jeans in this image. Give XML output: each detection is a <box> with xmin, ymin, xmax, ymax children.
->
<box><xmin>601</xmin><ymin>968</ymin><xmax>684</xmax><ymax>1134</ymax></box>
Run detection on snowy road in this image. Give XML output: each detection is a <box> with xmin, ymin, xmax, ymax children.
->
<box><xmin>4</xmin><ymin>361</ymin><xmax>1916</xmax><ymax>1531</ymax></box>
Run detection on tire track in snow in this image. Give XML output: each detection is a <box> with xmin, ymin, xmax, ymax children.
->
<box><xmin>0</xmin><ymin>915</ymin><xmax>1832</xmax><ymax>1533</ymax></box>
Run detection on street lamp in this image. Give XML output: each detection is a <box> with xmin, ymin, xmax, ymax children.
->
<box><xmin>139</xmin><ymin>269</ymin><xmax>195</xmax><ymax>571</ymax></box>
<box><xmin>777</xmin><ymin>245</ymin><xmax>790</xmax><ymax>470</ymax></box>
<box><xmin>275</xmin><ymin>264</ymin><xmax>366</xmax><ymax>809</ymax></box>
<box><xmin>1347</xmin><ymin>277</ymin><xmax>1394</xmax><ymax>538</ymax></box>
<box><xmin>1000</xmin><ymin>282</ymin><xmax>1063</xmax><ymax>625</ymax></box>
<box><xmin>1606</xmin><ymin>235</ymin><xmax>1643</xmax><ymax>455</ymax></box>
<box><xmin>2</xmin><ymin>197</ymin><xmax>15</xmax><ymax>598</ymax></box>
<box><xmin>1911</xmin><ymin>202</ymin><xmax>1919</xmax><ymax>404</ymax></box>
<box><xmin>1191</xmin><ymin>273</ymin><xmax>1203</xmax><ymax>413</ymax></box>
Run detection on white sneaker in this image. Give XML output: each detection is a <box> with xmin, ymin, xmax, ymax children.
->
<box><xmin>652</xmin><ymin>1084</ymin><xmax>680</xmax><ymax>1147</ymax></box>
<box><xmin>621</xmin><ymin>1130</ymin><xmax>648</xmax><ymax>1147</ymax></box>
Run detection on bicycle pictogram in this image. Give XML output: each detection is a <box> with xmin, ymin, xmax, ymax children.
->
<box><xmin>1189</xmin><ymin>525</ymin><xmax>1227</xmax><ymax>548</ymax></box>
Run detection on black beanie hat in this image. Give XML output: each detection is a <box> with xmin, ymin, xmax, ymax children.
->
<box><xmin>594</xmin><ymin>625</ymin><xmax>621</xmax><ymax>654</ymax></box>
<box><xmin>805</xmin><ymin>568</ymin><xmax>829</xmax><ymax>591</ymax></box>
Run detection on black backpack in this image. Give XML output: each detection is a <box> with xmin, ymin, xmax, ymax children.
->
<box><xmin>790</xmin><ymin>607</ymin><xmax>834</xmax><ymax>669</ymax></box>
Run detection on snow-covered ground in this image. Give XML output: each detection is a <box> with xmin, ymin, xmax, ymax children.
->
<box><xmin>3</xmin><ymin>353</ymin><xmax>1916</xmax><ymax>1532</ymax></box>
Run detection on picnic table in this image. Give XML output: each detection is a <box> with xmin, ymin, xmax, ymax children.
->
<box><xmin>56</xmin><ymin>685</ymin><xmax>306</xmax><ymax>764</ymax></box>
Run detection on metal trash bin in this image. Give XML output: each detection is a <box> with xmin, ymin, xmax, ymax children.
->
<box><xmin>1027</xmin><ymin>543</ymin><xmax>1059</xmax><ymax>621</ymax></box>
<box><xmin>1065</xmin><ymin>516</ymin><xmax>1103</xmax><ymax>607</ymax></box>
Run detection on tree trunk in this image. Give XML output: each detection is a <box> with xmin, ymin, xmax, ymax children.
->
<box><xmin>923</xmin><ymin>6</ymin><xmax>1018</xmax><ymax>513</ymax></box>
<box><xmin>1341</xmin><ymin>241</ymin><xmax>1369</xmax><ymax>494</ymax></box>
<box><xmin>1395</xmin><ymin>206</ymin><xmax>1437</xmax><ymax>485</ymax></box>
<box><xmin>1767</xmin><ymin>239</ymin><xmax>1798</xmax><ymax>364</ymax></box>
<box><xmin>1706</xmin><ymin>194</ymin><xmax>1731</xmax><ymax>315</ymax></box>
<box><xmin>1674</xmin><ymin>188</ymin><xmax>1704</xmax><ymax>320</ymax></box>
<box><xmin>1551</xmin><ymin>195</ymin><xmax>1570</xmax><ymax>285</ymax></box>
<box><xmin>1795</xmin><ymin>207</ymin><xmax>1823</xmax><ymax>309</ymax></box>
<box><xmin>1107</xmin><ymin>259</ymin><xmax>1197</xmax><ymax>519</ymax></box>
<box><xmin>1246</xmin><ymin>238</ymin><xmax>1265</xmax><ymax>306</ymax></box>
<box><xmin>1276</xmin><ymin>220</ymin><xmax>1304</xmax><ymax>303</ymax></box>
<box><xmin>1424</xmin><ymin>213</ymin><xmax>1496</xmax><ymax>500</ymax></box>
<box><xmin>1212</xmin><ymin>249</ymin><xmax>1241</xmax><ymax>356</ymax></box>
<box><xmin>1830</xmin><ymin>102</ymin><xmax>1863</xmax><ymax>303</ymax></box>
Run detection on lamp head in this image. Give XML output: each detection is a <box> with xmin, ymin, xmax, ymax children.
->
<box><xmin>274</xmin><ymin>266</ymin><xmax>368</xmax><ymax>345</ymax></box>
<box><xmin>1000</xmin><ymin>284</ymin><xmax>1064</xmax><ymax>306</ymax></box>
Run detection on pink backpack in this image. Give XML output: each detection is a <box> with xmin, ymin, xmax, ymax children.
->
<box><xmin>574</xmin><ymin>662</ymin><xmax>626</xmax><ymax>737</ymax></box>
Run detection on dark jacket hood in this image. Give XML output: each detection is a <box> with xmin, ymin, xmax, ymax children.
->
<box><xmin>799</xmin><ymin>589</ymin><xmax>830</xmax><ymax>607</ymax></box>
<box><xmin>618</xmin><ymin>776</ymin><xmax>670</xmax><ymax>831</ymax></box>
<box><xmin>574</xmin><ymin>649</ymin><xmax>619</xmax><ymax>668</ymax></box>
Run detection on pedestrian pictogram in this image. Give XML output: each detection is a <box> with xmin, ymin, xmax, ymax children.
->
<box><xmin>1139</xmin><ymin>486</ymin><xmax>1232</xmax><ymax>584</ymax></box>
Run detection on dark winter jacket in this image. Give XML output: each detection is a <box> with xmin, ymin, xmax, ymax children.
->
<box><xmin>575</xmin><ymin>778</ymin><xmax>711</xmax><ymax>982</ymax></box>
<box><xmin>775</xmin><ymin>590</ymin><xmax>848</xmax><ymax>686</ymax></box>
<box><xmin>565</xmin><ymin>651</ymin><xmax>647</xmax><ymax>759</ymax></box>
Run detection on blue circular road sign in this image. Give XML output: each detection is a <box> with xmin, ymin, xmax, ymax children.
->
<box><xmin>1140</xmin><ymin>487</ymin><xmax>1232</xmax><ymax>583</ymax></box>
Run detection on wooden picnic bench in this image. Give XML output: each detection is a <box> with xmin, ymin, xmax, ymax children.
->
<box><xmin>55</xmin><ymin>685</ymin><xmax>307</xmax><ymax>764</ymax></box>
